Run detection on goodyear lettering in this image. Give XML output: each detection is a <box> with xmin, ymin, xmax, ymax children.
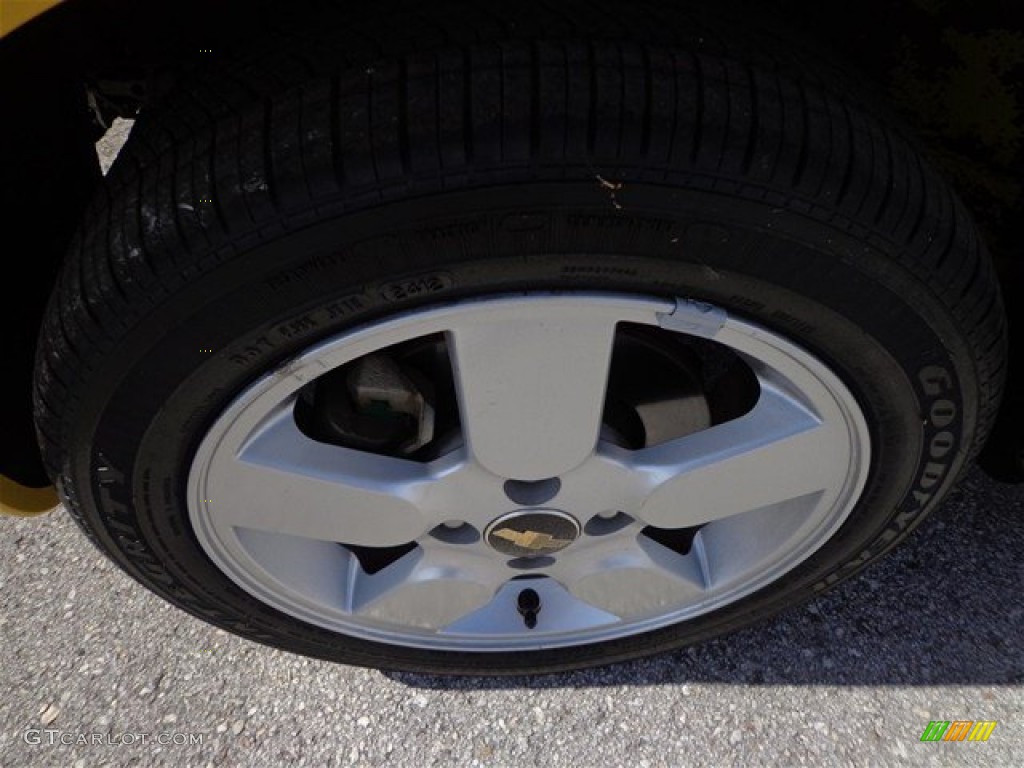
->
<box><xmin>816</xmin><ymin>363</ymin><xmax>961</xmax><ymax>590</ymax></box>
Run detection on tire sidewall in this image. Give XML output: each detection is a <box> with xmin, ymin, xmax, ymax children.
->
<box><xmin>67</xmin><ymin>182</ymin><xmax>976</xmax><ymax>673</ymax></box>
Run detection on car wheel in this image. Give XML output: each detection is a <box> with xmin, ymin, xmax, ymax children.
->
<box><xmin>35</xmin><ymin>3</ymin><xmax>1006</xmax><ymax>674</ymax></box>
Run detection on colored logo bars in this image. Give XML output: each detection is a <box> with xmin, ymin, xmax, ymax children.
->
<box><xmin>920</xmin><ymin>721</ymin><xmax>997</xmax><ymax>742</ymax></box>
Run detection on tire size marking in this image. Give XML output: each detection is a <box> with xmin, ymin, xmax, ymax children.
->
<box><xmin>379</xmin><ymin>273</ymin><xmax>454</xmax><ymax>302</ymax></box>
<box><xmin>264</xmin><ymin>251</ymin><xmax>347</xmax><ymax>290</ymax></box>
<box><xmin>226</xmin><ymin>294</ymin><xmax>366</xmax><ymax>368</ymax></box>
<box><xmin>228</xmin><ymin>335</ymin><xmax>276</xmax><ymax>367</ymax></box>
<box><xmin>566</xmin><ymin>213</ymin><xmax>676</xmax><ymax>234</ymax></box>
<box><xmin>95</xmin><ymin>455</ymin><xmax>174</xmax><ymax>587</ymax></box>
<box><xmin>561</xmin><ymin>265</ymin><xmax>639</xmax><ymax>278</ymax></box>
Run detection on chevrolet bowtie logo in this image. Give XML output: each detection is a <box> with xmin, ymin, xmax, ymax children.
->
<box><xmin>491</xmin><ymin>528</ymin><xmax>573</xmax><ymax>551</ymax></box>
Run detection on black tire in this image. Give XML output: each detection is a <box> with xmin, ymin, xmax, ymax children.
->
<box><xmin>35</xmin><ymin>0</ymin><xmax>1006</xmax><ymax>674</ymax></box>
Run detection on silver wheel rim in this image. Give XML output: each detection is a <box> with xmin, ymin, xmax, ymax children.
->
<box><xmin>188</xmin><ymin>293</ymin><xmax>870</xmax><ymax>651</ymax></box>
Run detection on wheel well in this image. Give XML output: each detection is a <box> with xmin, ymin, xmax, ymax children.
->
<box><xmin>1</xmin><ymin>0</ymin><xmax>1019</xmax><ymax>486</ymax></box>
<box><xmin>0</xmin><ymin>0</ymin><xmax>283</xmax><ymax>485</ymax></box>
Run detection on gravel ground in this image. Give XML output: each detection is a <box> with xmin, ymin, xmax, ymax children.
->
<box><xmin>1</xmin><ymin>468</ymin><xmax>1021</xmax><ymax>767</ymax></box>
<box><xmin>1</xmin><ymin>122</ymin><xmax>1021</xmax><ymax>768</ymax></box>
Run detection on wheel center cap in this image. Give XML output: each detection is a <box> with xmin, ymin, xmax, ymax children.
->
<box><xmin>485</xmin><ymin>509</ymin><xmax>581</xmax><ymax>558</ymax></box>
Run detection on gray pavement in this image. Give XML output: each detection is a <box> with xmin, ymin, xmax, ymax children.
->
<box><xmin>2</xmin><ymin>467</ymin><xmax>1021</xmax><ymax>767</ymax></box>
<box><xmin>0</xmin><ymin>123</ymin><xmax>1021</xmax><ymax>767</ymax></box>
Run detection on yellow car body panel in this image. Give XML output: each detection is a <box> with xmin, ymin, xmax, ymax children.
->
<box><xmin>0</xmin><ymin>0</ymin><xmax>64</xmax><ymax>38</ymax></box>
<box><xmin>0</xmin><ymin>476</ymin><xmax>59</xmax><ymax>517</ymax></box>
<box><xmin>1</xmin><ymin>0</ymin><xmax>70</xmax><ymax>514</ymax></box>
<box><xmin>0</xmin><ymin>0</ymin><xmax>67</xmax><ymax>514</ymax></box>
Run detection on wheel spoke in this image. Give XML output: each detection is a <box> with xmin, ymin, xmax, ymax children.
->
<box><xmin>442</xmin><ymin>578</ymin><xmax>620</xmax><ymax>635</ymax></box>
<box><xmin>208</xmin><ymin>406</ymin><xmax>435</xmax><ymax>547</ymax></box>
<box><xmin>448</xmin><ymin>301</ymin><xmax>621</xmax><ymax>480</ymax></box>
<box><xmin>557</xmin><ymin>532</ymin><xmax>707</xmax><ymax>620</ymax></box>
<box><xmin>349</xmin><ymin>544</ymin><xmax>503</xmax><ymax>629</ymax></box>
<box><xmin>630</xmin><ymin>383</ymin><xmax>846</xmax><ymax>529</ymax></box>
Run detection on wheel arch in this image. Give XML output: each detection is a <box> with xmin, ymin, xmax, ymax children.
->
<box><xmin>0</xmin><ymin>0</ymin><xmax>290</xmax><ymax>498</ymax></box>
<box><xmin>1</xmin><ymin>0</ymin><xmax>1019</xmax><ymax>510</ymax></box>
